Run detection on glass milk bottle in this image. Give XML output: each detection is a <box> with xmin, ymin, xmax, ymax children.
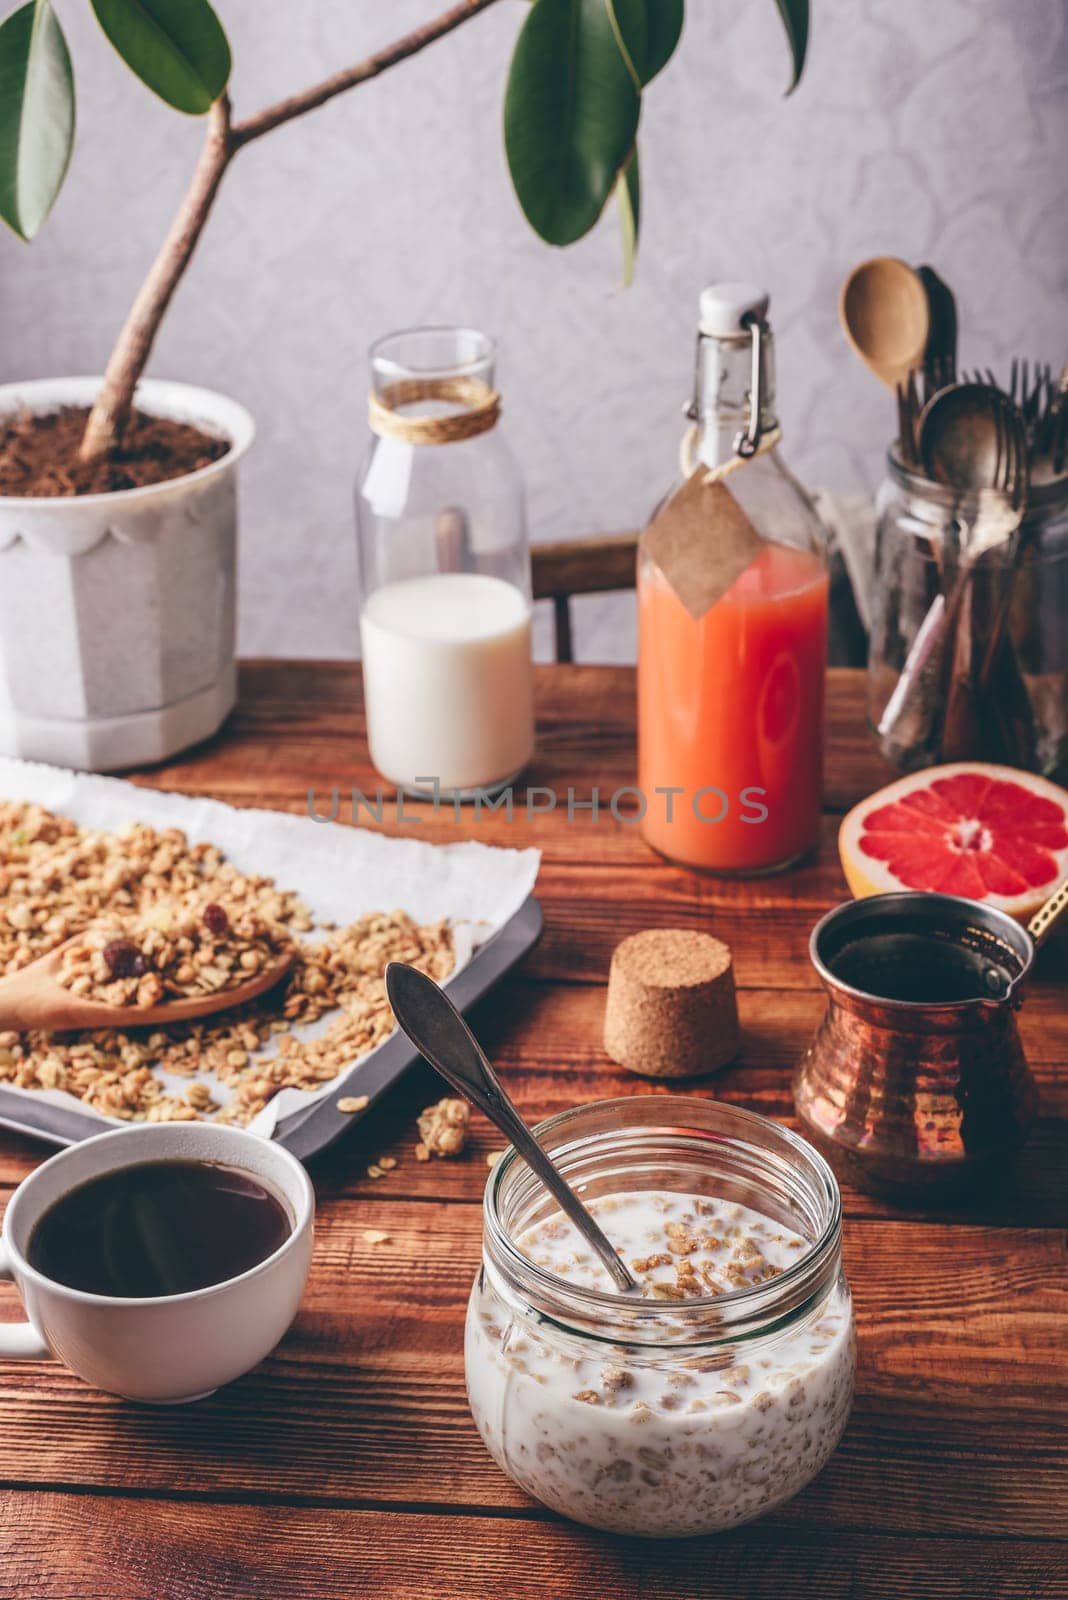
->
<box><xmin>638</xmin><ymin>285</ymin><xmax>828</xmax><ymax>873</ymax></box>
<box><xmin>355</xmin><ymin>327</ymin><xmax>534</xmax><ymax>799</ymax></box>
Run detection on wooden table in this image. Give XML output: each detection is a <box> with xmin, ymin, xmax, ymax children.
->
<box><xmin>2</xmin><ymin>665</ymin><xmax>1065</xmax><ymax>1600</ymax></box>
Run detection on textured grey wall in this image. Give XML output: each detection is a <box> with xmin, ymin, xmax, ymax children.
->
<box><xmin>2</xmin><ymin>0</ymin><xmax>1065</xmax><ymax>659</ymax></box>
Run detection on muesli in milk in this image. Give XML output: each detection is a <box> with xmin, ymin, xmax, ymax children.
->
<box><xmin>467</xmin><ymin>1189</ymin><xmax>854</xmax><ymax>1536</ymax></box>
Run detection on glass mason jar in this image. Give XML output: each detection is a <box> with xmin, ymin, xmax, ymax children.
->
<box><xmin>869</xmin><ymin>456</ymin><xmax>1068</xmax><ymax>778</ymax></box>
<box><xmin>355</xmin><ymin>327</ymin><xmax>534</xmax><ymax>800</ymax></box>
<box><xmin>638</xmin><ymin>286</ymin><xmax>828</xmax><ymax>874</ymax></box>
<box><xmin>465</xmin><ymin>1097</ymin><xmax>854</xmax><ymax>1538</ymax></box>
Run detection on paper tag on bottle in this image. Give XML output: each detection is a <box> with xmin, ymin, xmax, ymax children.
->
<box><xmin>641</xmin><ymin>470</ymin><xmax>766</xmax><ymax>620</ymax></box>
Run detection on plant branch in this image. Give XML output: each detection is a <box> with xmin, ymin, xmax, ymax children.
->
<box><xmin>77</xmin><ymin>0</ymin><xmax>503</xmax><ymax>462</ymax></box>
<box><xmin>230</xmin><ymin>0</ymin><xmax>502</xmax><ymax>147</ymax></box>
<box><xmin>78</xmin><ymin>95</ymin><xmax>235</xmax><ymax>463</ymax></box>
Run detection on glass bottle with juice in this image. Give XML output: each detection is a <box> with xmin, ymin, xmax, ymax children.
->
<box><xmin>638</xmin><ymin>284</ymin><xmax>828</xmax><ymax>873</ymax></box>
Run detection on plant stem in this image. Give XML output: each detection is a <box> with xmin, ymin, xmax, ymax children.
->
<box><xmin>77</xmin><ymin>96</ymin><xmax>235</xmax><ymax>463</ymax></box>
<box><xmin>78</xmin><ymin>97</ymin><xmax>235</xmax><ymax>463</ymax></box>
<box><xmin>231</xmin><ymin>0</ymin><xmax>502</xmax><ymax>147</ymax></box>
<box><xmin>77</xmin><ymin>0</ymin><xmax>501</xmax><ymax>463</ymax></box>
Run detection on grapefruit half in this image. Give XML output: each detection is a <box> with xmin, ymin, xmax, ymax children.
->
<box><xmin>839</xmin><ymin>763</ymin><xmax>1068</xmax><ymax>920</ymax></box>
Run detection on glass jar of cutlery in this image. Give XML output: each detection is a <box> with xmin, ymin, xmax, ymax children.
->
<box><xmin>868</xmin><ymin>456</ymin><xmax>1068</xmax><ymax>778</ymax></box>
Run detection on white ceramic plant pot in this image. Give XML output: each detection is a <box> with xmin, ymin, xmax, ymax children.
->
<box><xmin>0</xmin><ymin>378</ymin><xmax>254</xmax><ymax>771</ymax></box>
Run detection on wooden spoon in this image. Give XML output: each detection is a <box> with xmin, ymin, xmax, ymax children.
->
<box><xmin>0</xmin><ymin>939</ymin><xmax>296</xmax><ymax>1033</ymax></box>
<box><xmin>839</xmin><ymin>257</ymin><xmax>930</xmax><ymax>391</ymax></box>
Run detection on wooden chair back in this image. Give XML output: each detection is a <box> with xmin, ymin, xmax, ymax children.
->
<box><xmin>531</xmin><ymin>534</ymin><xmax>639</xmax><ymax>663</ymax></box>
<box><xmin>530</xmin><ymin>533</ymin><xmax>866</xmax><ymax>666</ymax></box>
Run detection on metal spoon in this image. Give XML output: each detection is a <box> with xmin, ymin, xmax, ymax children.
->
<box><xmin>919</xmin><ymin>381</ymin><xmax>1009</xmax><ymax>489</ymax></box>
<box><xmin>881</xmin><ymin>389</ymin><xmax>1027</xmax><ymax>762</ymax></box>
<box><xmin>839</xmin><ymin>257</ymin><xmax>930</xmax><ymax>391</ymax></box>
<box><xmin>385</xmin><ymin>961</ymin><xmax>638</xmax><ymax>1293</ymax></box>
<box><xmin>932</xmin><ymin>393</ymin><xmax>1029</xmax><ymax>762</ymax></box>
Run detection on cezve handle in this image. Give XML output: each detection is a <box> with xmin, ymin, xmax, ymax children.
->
<box><xmin>1028</xmin><ymin>875</ymin><xmax>1068</xmax><ymax>949</ymax></box>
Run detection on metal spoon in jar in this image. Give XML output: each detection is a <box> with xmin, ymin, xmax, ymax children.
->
<box><xmin>385</xmin><ymin>962</ymin><xmax>639</xmax><ymax>1294</ymax></box>
<box><xmin>878</xmin><ymin>388</ymin><xmax>1028</xmax><ymax>761</ymax></box>
<box><xmin>919</xmin><ymin>381</ymin><xmax>1011</xmax><ymax>490</ymax></box>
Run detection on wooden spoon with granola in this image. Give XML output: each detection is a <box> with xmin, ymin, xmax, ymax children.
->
<box><xmin>0</xmin><ymin>901</ymin><xmax>295</xmax><ymax>1033</ymax></box>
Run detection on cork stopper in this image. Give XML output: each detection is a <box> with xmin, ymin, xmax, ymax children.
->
<box><xmin>603</xmin><ymin>929</ymin><xmax>739</xmax><ymax>1078</ymax></box>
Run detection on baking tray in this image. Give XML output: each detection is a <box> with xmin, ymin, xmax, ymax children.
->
<box><xmin>0</xmin><ymin>893</ymin><xmax>543</xmax><ymax>1162</ymax></box>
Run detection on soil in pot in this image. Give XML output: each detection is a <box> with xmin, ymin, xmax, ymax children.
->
<box><xmin>0</xmin><ymin>406</ymin><xmax>229</xmax><ymax>497</ymax></box>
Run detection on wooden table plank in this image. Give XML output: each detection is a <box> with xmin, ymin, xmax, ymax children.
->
<box><xmin>1</xmin><ymin>1394</ymin><xmax>1058</xmax><ymax>1555</ymax></box>
<box><xmin>0</xmin><ymin>659</ymin><xmax>1064</xmax><ymax>1600</ymax></box>
<box><xmin>3</xmin><ymin>978</ymin><xmax>1065</xmax><ymax>1224</ymax></box>
<box><xmin>135</xmin><ymin>661</ymin><xmax>893</xmax><ymax>821</ymax></box>
<box><xmin>144</xmin><ymin>663</ymin><xmax>895</xmax><ymax>820</ymax></box>
<box><xmin>2</xmin><ymin>1199</ymin><xmax>1064</xmax><ymax>1537</ymax></box>
<box><xmin>2</xmin><ymin>1093</ymin><xmax>1065</xmax><ymax>1227</ymax></box>
<box><xmin>3</xmin><ymin>1494</ymin><xmax>1066</xmax><ymax>1600</ymax></box>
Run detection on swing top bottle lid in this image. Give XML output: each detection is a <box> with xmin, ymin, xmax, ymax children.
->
<box><xmin>699</xmin><ymin>282</ymin><xmax>770</xmax><ymax>338</ymax></box>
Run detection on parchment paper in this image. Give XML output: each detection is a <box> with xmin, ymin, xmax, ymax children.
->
<box><xmin>0</xmin><ymin>758</ymin><xmax>540</xmax><ymax>1137</ymax></box>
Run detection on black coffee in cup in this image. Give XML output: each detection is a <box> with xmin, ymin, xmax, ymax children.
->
<box><xmin>27</xmin><ymin>1159</ymin><xmax>292</xmax><ymax>1298</ymax></box>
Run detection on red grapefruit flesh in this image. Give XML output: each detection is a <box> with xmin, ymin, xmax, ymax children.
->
<box><xmin>839</xmin><ymin>763</ymin><xmax>1068</xmax><ymax>919</ymax></box>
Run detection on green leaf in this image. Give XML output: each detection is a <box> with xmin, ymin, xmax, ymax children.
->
<box><xmin>0</xmin><ymin>0</ymin><xmax>74</xmax><ymax>240</ymax></box>
<box><xmin>605</xmin><ymin>0</ymin><xmax>682</xmax><ymax>87</ymax></box>
<box><xmin>603</xmin><ymin>0</ymin><xmax>645</xmax><ymax>91</ymax></box>
<box><xmin>505</xmin><ymin>0</ymin><xmax>646</xmax><ymax>247</ymax></box>
<box><xmin>616</xmin><ymin>144</ymin><xmax>640</xmax><ymax>287</ymax></box>
<box><xmin>773</xmin><ymin>0</ymin><xmax>809</xmax><ymax>92</ymax></box>
<box><xmin>90</xmin><ymin>0</ymin><xmax>230</xmax><ymax>115</ymax></box>
<box><xmin>634</xmin><ymin>0</ymin><xmax>683</xmax><ymax>84</ymax></box>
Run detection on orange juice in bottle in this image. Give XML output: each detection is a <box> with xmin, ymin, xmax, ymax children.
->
<box><xmin>638</xmin><ymin>285</ymin><xmax>828</xmax><ymax>873</ymax></box>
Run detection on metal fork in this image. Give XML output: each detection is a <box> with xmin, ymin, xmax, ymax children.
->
<box><xmin>968</xmin><ymin>364</ymin><xmax>1061</xmax><ymax>468</ymax></box>
<box><xmin>1036</xmin><ymin>365</ymin><xmax>1068</xmax><ymax>474</ymax></box>
<box><xmin>971</xmin><ymin>397</ymin><xmax>1033</xmax><ymax>761</ymax></box>
<box><xmin>975</xmin><ymin>397</ymin><xmax>1028</xmax><ymax>672</ymax></box>
<box><xmin>992</xmin><ymin>391</ymin><xmax>1028</xmax><ymax>508</ymax></box>
<box><xmin>936</xmin><ymin>391</ymin><xmax>1028</xmax><ymax>756</ymax></box>
<box><xmin>880</xmin><ymin>389</ymin><xmax>1026</xmax><ymax>755</ymax></box>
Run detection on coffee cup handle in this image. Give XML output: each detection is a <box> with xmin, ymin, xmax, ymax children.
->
<box><xmin>0</xmin><ymin>1238</ymin><xmax>51</xmax><ymax>1358</ymax></box>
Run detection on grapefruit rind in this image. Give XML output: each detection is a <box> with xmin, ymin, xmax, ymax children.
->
<box><xmin>839</xmin><ymin>763</ymin><xmax>1068</xmax><ymax>920</ymax></box>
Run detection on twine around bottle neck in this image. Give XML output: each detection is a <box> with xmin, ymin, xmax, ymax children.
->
<box><xmin>368</xmin><ymin>376</ymin><xmax>501</xmax><ymax>445</ymax></box>
<box><xmin>679</xmin><ymin>421</ymin><xmax>783</xmax><ymax>483</ymax></box>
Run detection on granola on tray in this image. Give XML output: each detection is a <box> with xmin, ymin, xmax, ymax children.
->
<box><xmin>56</xmin><ymin>899</ymin><xmax>292</xmax><ymax>1009</ymax></box>
<box><xmin>0</xmin><ymin>801</ymin><xmax>453</xmax><ymax>1125</ymax></box>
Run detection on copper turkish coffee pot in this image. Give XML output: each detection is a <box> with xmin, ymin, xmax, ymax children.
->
<box><xmin>794</xmin><ymin>879</ymin><xmax>1068</xmax><ymax>1196</ymax></box>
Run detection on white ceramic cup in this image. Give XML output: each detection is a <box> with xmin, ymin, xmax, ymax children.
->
<box><xmin>0</xmin><ymin>1123</ymin><xmax>314</xmax><ymax>1403</ymax></box>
